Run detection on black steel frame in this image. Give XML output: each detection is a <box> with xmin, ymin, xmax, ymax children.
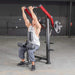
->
<box><xmin>34</xmin><ymin>17</ymin><xmax>51</xmax><ymax>64</ymax></box>
<box><xmin>68</xmin><ymin>1</ymin><xmax>72</xmax><ymax>37</ymax></box>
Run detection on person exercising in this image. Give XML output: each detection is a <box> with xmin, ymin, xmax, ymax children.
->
<box><xmin>17</xmin><ymin>6</ymin><xmax>41</xmax><ymax>71</ymax></box>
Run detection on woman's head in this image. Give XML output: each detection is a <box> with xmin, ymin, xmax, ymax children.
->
<box><xmin>38</xmin><ymin>17</ymin><xmax>45</xmax><ymax>24</ymax></box>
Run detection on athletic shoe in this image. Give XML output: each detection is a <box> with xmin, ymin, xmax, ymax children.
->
<box><xmin>31</xmin><ymin>65</ymin><xmax>35</xmax><ymax>71</ymax></box>
<box><xmin>17</xmin><ymin>61</ymin><xmax>25</xmax><ymax>66</ymax></box>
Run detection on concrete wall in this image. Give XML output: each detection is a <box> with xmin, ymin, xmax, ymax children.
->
<box><xmin>0</xmin><ymin>2</ymin><xmax>74</xmax><ymax>36</ymax></box>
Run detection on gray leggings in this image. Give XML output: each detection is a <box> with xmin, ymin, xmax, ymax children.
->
<box><xmin>19</xmin><ymin>44</ymin><xmax>40</xmax><ymax>62</ymax></box>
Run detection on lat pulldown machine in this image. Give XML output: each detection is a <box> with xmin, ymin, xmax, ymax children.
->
<box><xmin>25</xmin><ymin>4</ymin><xmax>62</xmax><ymax>64</ymax></box>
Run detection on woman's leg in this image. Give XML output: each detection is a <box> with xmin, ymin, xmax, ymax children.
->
<box><xmin>28</xmin><ymin>45</ymin><xmax>40</xmax><ymax>70</ymax></box>
<box><xmin>17</xmin><ymin>47</ymin><xmax>27</xmax><ymax>66</ymax></box>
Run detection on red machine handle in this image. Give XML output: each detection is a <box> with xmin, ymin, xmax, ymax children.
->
<box><xmin>25</xmin><ymin>8</ymin><xmax>32</xmax><ymax>18</ymax></box>
<box><xmin>39</xmin><ymin>5</ymin><xmax>54</xmax><ymax>28</ymax></box>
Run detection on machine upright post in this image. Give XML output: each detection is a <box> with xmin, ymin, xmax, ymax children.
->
<box><xmin>46</xmin><ymin>17</ymin><xmax>51</xmax><ymax>64</ymax></box>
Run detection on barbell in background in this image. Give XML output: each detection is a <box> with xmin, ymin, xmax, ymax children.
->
<box><xmin>17</xmin><ymin>17</ymin><xmax>63</xmax><ymax>34</ymax></box>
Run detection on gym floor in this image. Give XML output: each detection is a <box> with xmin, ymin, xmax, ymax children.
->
<box><xmin>0</xmin><ymin>36</ymin><xmax>75</xmax><ymax>75</ymax></box>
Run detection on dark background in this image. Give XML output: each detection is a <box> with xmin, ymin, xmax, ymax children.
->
<box><xmin>0</xmin><ymin>0</ymin><xmax>75</xmax><ymax>36</ymax></box>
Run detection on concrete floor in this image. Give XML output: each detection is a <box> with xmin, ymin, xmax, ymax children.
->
<box><xmin>0</xmin><ymin>36</ymin><xmax>75</xmax><ymax>75</ymax></box>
